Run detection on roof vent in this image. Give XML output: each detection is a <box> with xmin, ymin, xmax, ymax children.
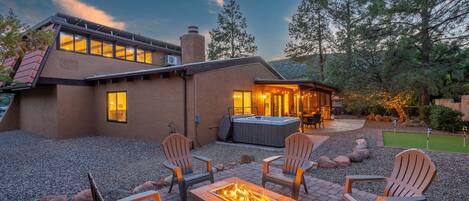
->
<box><xmin>188</xmin><ymin>26</ymin><xmax>199</xmax><ymax>34</ymax></box>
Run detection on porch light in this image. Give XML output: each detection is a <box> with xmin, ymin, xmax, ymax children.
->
<box><xmin>262</xmin><ymin>94</ymin><xmax>267</xmax><ymax>99</ymax></box>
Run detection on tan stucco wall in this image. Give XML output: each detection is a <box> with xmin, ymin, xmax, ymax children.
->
<box><xmin>94</xmin><ymin>74</ymin><xmax>185</xmax><ymax>142</ymax></box>
<box><xmin>189</xmin><ymin>62</ymin><xmax>279</xmax><ymax>145</ymax></box>
<box><xmin>56</xmin><ymin>85</ymin><xmax>95</xmax><ymax>138</ymax></box>
<box><xmin>18</xmin><ymin>86</ymin><xmax>58</xmax><ymax>138</ymax></box>
<box><xmin>435</xmin><ymin>95</ymin><xmax>469</xmax><ymax>121</ymax></box>
<box><xmin>0</xmin><ymin>95</ymin><xmax>19</xmax><ymax>131</ymax></box>
<box><xmin>40</xmin><ymin>48</ymin><xmax>165</xmax><ymax>79</ymax></box>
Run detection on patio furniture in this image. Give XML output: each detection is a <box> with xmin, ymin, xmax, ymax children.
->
<box><xmin>162</xmin><ymin>133</ymin><xmax>214</xmax><ymax>201</ymax></box>
<box><xmin>262</xmin><ymin>133</ymin><xmax>316</xmax><ymax>200</ymax></box>
<box><xmin>343</xmin><ymin>149</ymin><xmax>436</xmax><ymax>201</ymax></box>
<box><xmin>87</xmin><ymin>172</ymin><xmax>161</xmax><ymax>201</ymax></box>
<box><xmin>190</xmin><ymin>177</ymin><xmax>295</xmax><ymax>201</ymax></box>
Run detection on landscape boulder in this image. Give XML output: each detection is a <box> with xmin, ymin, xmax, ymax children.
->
<box><xmin>215</xmin><ymin>163</ymin><xmax>225</xmax><ymax>171</ymax></box>
<box><xmin>240</xmin><ymin>154</ymin><xmax>255</xmax><ymax>164</ymax></box>
<box><xmin>348</xmin><ymin>149</ymin><xmax>370</xmax><ymax>162</ymax></box>
<box><xmin>355</xmin><ymin>139</ymin><xmax>368</xmax><ymax>147</ymax></box>
<box><xmin>367</xmin><ymin>114</ymin><xmax>375</xmax><ymax>121</ymax></box>
<box><xmin>71</xmin><ymin>189</ymin><xmax>92</xmax><ymax>201</ymax></box>
<box><xmin>36</xmin><ymin>195</ymin><xmax>67</xmax><ymax>201</ymax></box>
<box><xmin>333</xmin><ymin>155</ymin><xmax>351</xmax><ymax>167</ymax></box>
<box><xmin>382</xmin><ymin>115</ymin><xmax>392</xmax><ymax>122</ymax></box>
<box><xmin>354</xmin><ymin>143</ymin><xmax>367</xmax><ymax>150</ymax></box>
<box><xmin>318</xmin><ymin>156</ymin><xmax>337</xmax><ymax>168</ymax></box>
<box><xmin>374</xmin><ymin>115</ymin><xmax>383</xmax><ymax>121</ymax></box>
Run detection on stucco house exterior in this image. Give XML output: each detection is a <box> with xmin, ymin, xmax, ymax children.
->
<box><xmin>0</xmin><ymin>13</ymin><xmax>336</xmax><ymax>146</ymax></box>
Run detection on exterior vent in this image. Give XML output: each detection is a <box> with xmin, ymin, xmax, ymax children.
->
<box><xmin>164</xmin><ymin>55</ymin><xmax>181</xmax><ymax>66</ymax></box>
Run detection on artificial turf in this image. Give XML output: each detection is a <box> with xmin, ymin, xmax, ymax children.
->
<box><xmin>383</xmin><ymin>131</ymin><xmax>469</xmax><ymax>153</ymax></box>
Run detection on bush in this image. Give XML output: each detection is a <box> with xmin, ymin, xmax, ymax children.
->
<box><xmin>429</xmin><ymin>105</ymin><xmax>464</xmax><ymax>132</ymax></box>
<box><xmin>419</xmin><ymin>105</ymin><xmax>432</xmax><ymax>124</ymax></box>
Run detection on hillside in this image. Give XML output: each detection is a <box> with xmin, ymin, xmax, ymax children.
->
<box><xmin>268</xmin><ymin>58</ymin><xmax>312</xmax><ymax>80</ymax></box>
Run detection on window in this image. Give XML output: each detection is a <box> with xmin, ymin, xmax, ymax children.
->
<box><xmin>145</xmin><ymin>51</ymin><xmax>153</xmax><ymax>64</ymax></box>
<box><xmin>115</xmin><ymin>44</ymin><xmax>125</xmax><ymax>59</ymax></box>
<box><xmin>59</xmin><ymin>32</ymin><xmax>74</xmax><ymax>51</ymax></box>
<box><xmin>90</xmin><ymin>39</ymin><xmax>102</xmax><ymax>55</ymax></box>
<box><xmin>136</xmin><ymin>49</ymin><xmax>145</xmax><ymax>62</ymax></box>
<box><xmin>107</xmin><ymin>92</ymin><xmax>127</xmax><ymax>123</ymax></box>
<box><xmin>74</xmin><ymin>34</ymin><xmax>87</xmax><ymax>53</ymax></box>
<box><xmin>233</xmin><ymin>91</ymin><xmax>252</xmax><ymax>115</ymax></box>
<box><xmin>125</xmin><ymin>46</ymin><xmax>135</xmax><ymax>61</ymax></box>
<box><xmin>103</xmin><ymin>41</ymin><xmax>113</xmax><ymax>58</ymax></box>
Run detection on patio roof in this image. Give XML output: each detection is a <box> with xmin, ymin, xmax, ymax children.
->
<box><xmin>254</xmin><ymin>79</ymin><xmax>338</xmax><ymax>93</ymax></box>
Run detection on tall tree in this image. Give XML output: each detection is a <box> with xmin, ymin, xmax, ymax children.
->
<box><xmin>389</xmin><ymin>0</ymin><xmax>469</xmax><ymax>104</ymax></box>
<box><xmin>285</xmin><ymin>0</ymin><xmax>333</xmax><ymax>81</ymax></box>
<box><xmin>208</xmin><ymin>0</ymin><xmax>257</xmax><ymax>60</ymax></box>
<box><xmin>0</xmin><ymin>10</ymin><xmax>53</xmax><ymax>84</ymax></box>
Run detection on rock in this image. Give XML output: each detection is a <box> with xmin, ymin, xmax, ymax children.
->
<box><xmin>212</xmin><ymin>167</ymin><xmax>218</xmax><ymax>173</ymax></box>
<box><xmin>333</xmin><ymin>155</ymin><xmax>351</xmax><ymax>167</ymax></box>
<box><xmin>348</xmin><ymin>149</ymin><xmax>370</xmax><ymax>162</ymax></box>
<box><xmin>36</xmin><ymin>195</ymin><xmax>67</xmax><ymax>201</ymax></box>
<box><xmin>318</xmin><ymin>156</ymin><xmax>337</xmax><ymax>168</ymax></box>
<box><xmin>354</xmin><ymin>143</ymin><xmax>367</xmax><ymax>150</ymax></box>
<box><xmin>240</xmin><ymin>154</ymin><xmax>255</xmax><ymax>164</ymax></box>
<box><xmin>164</xmin><ymin>175</ymin><xmax>173</xmax><ymax>184</ymax></box>
<box><xmin>154</xmin><ymin>179</ymin><xmax>167</xmax><ymax>188</ymax></box>
<box><xmin>356</xmin><ymin>149</ymin><xmax>370</xmax><ymax>159</ymax></box>
<box><xmin>215</xmin><ymin>163</ymin><xmax>225</xmax><ymax>171</ymax></box>
<box><xmin>374</xmin><ymin>115</ymin><xmax>383</xmax><ymax>121</ymax></box>
<box><xmin>132</xmin><ymin>181</ymin><xmax>158</xmax><ymax>193</ymax></box>
<box><xmin>367</xmin><ymin>114</ymin><xmax>375</xmax><ymax>121</ymax></box>
<box><xmin>382</xmin><ymin>116</ymin><xmax>392</xmax><ymax>122</ymax></box>
<box><xmin>225</xmin><ymin>162</ymin><xmax>237</xmax><ymax>169</ymax></box>
<box><xmin>355</xmin><ymin>139</ymin><xmax>367</xmax><ymax>147</ymax></box>
<box><xmin>71</xmin><ymin>189</ymin><xmax>92</xmax><ymax>201</ymax></box>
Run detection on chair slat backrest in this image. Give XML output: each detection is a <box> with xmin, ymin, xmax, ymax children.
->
<box><xmin>283</xmin><ymin>133</ymin><xmax>314</xmax><ymax>175</ymax></box>
<box><xmin>162</xmin><ymin>133</ymin><xmax>193</xmax><ymax>174</ymax></box>
<box><xmin>384</xmin><ymin>149</ymin><xmax>437</xmax><ymax>197</ymax></box>
<box><xmin>88</xmin><ymin>172</ymin><xmax>105</xmax><ymax>201</ymax></box>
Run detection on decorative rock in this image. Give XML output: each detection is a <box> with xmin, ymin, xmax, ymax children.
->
<box><xmin>347</xmin><ymin>152</ymin><xmax>363</xmax><ymax>162</ymax></box>
<box><xmin>355</xmin><ymin>143</ymin><xmax>367</xmax><ymax>150</ymax></box>
<box><xmin>154</xmin><ymin>179</ymin><xmax>167</xmax><ymax>188</ymax></box>
<box><xmin>132</xmin><ymin>181</ymin><xmax>158</xmax><ymax>193</ymax></box>
<box><xmin>36</xmin><ymin>195</ymin><xmax>67</xmax><ymax>201</ymax></box>
<box><xmin>367</xmin><ymin>114</ymin><xmax>375</xmax><ymax>121</ymax></box>
<box><xmin>225</xmin><ymin>162</ymin><xmax>237</xmax><ymax>170</ymax></box>
<box><xmin>215</xmin><ymin>163</ymin><xmax>225</xmax><ymax>171</ymax></box>
<box><xmin>333</xmin><ymin>155</ymin><xmax>351</xmax><ymax>167</ymax></box>
<box><xmin>355</xmin><ymin>139</ymin><xmax>367</xmax><ymax>147</ymax></box>
<box><xmin>164</xmin><ymin>175</ymin><xmax>173</xmax><ymax>184</ymax></box>
<box><xmin>318</xmin><ymin>156</ymin><xmax>337</xmax><ymax>168</ymax></box>
<box><xmin>240</xmin><ymin>154</ymin><xmax>255</xmax><ymax>164</ymax></box>
<box><xmin>356</xmin><ymin>149</ymin><xmax>370</xmax><ymax>159</ymax></box>
<box><xmin>382</xmin><ymin>116</ymin><xmax>392</xmax><ymax>122</ymax></box>
<box><xmin>71</xmin><ymin>189</ymin><xmax>92</xmax><ymax>201</ymax></box>
<box><xmin>374</xmin><ymin>115</ymin><xmax>383</xmax><ymax>121</ymax></box>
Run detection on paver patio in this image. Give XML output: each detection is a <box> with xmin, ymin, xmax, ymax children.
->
<box><xmin>304</xmin><ymin>119</ymin><xmax>366</xmax><ymax>134</ymax></box>
<box><xmin>158</xmin><ymin>163</ymin><xmax>376</xmax><ymax>201</ymax></box>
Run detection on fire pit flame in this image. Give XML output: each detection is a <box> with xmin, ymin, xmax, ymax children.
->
<box><xmin>210</xmin><ymin>183</ymin><xmax>273</xmax><ymax>201</ymax></box>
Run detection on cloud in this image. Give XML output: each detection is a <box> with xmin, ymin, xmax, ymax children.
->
<box><xmin>210</xmin><ymin>0</ymin><xmax>224</xmax><ymax>7</ymax></box>
<box><xmin>283</xmin><ymin>16</ymin><xmax>292</xmax><ymax>24</ymax></box>
<box><xmin>269</xmin><ymin>54</ymin><xmax>287</xmax><ymax>61</ymax></box>
<box><xmin>52</xmin><ymin>0</ymin><xmax>126</xmax><ymax>29</ymax></box>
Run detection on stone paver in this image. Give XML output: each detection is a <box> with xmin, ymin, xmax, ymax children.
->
<box><xmin>159</xmin><ymin>163</ymin><xmax>376</xmax><ymax>201</ymax></box>
<box><xmin>304</xmin><ymin>119</ymin><xmax>366</xmax><ymax>134</ymax></box>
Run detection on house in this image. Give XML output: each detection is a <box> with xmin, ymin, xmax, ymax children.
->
<box><xmin>0</xmin><ymin>13</ymin><xmax>337</xmax><ymax>145</ymax></box>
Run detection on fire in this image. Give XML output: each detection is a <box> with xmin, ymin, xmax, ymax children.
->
<box><xmin>211</xmin><ymin>183</ymin><xmax>272</xmax><ymax>201</ymax></box>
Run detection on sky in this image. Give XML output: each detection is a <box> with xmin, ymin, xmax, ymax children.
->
<box><xmin>0</xmin><ymin>0</ymin><xmax>301</xmax><ymax>61</ymax></box>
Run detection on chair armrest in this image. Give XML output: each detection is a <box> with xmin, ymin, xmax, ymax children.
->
<box><xmin>193</xmin><ymin>155</ymin><xmax>213</xmax><ymax>173</ymax></box>
<box><xmin>117</xmin><ymin>190</ymin><xmax>161</xmax><ymax>201</ymax></box>
<box><xmin>262</xmin><ymin>155</ymin><xmax>282</xmax><ymax>174</ymax></box>
<box><xmin>163</xmin><ymin>161</ymin><xmax>183</xmax><ymax>182</ymax></box>
<box><xmin>300</xmin><ymin>161</ymin><xmax>316</xmax><ymax>172</ymax></box>
<box><xmin>344</xmin><ymin>175</ymin><xmax>387</xmax><ymax>193</ymax></box>
<box><xmin>376</xmin><ymin>196</ymin><xmax>427</xmax><ymax>201</ymax></box>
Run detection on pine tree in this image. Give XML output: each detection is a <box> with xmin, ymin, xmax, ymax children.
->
<box><xmin>285</xmin><ymin>0</ymin><xmax>332</xmax><ymax>81</ymax></box>
<box><xmin>208</xmin><ymin>0</ymin><xmax>257</xmax><ymax>60</ymax></box>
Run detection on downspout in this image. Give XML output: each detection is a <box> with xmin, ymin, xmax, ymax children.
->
<box><xmin>177</xmin><ymin>71</ymin><xmax>188</xmax><ymax>137</ymax></box>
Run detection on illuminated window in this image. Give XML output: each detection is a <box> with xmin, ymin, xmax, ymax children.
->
<box><xmin>103</xmin><ymin>41</ymin><xmax>113</xmax><ymax>58</ymax></box>
<box><xmin>90</xmin><ymin>39</ymin><xmax>102</xmax><ymax>55</ymax></box>
<box><xmin>115</xmin><ymin>45</ymin><xmax>125</xmax><ymax>59</ymax></box>
<box><xmin>107</xmin><ymin>91</ymin><xmax>127</xmax><ymax>123</ymax></box>
<box><xmin>145</xmin><ymin>51</ymin><xmax>152</xmax><ymax>64</ymax></box>
<box><xmin>233</xmin><ymin>91</ymin><xmax>252</xmax><ymax>115</ymax></box>
<box><xmin>125</xmin><ymin>46</ymin><xmax>135</xmax><ymax>61</ymax></box>
<box><xmin>136</xmin><ymin>49</ymin><xmax>145</xmax><ymax>62</ymax></box>
<box><xmin>74</xmin><ymin>34</ymin><xmax>87</xmax><ymax>53</ymax></box>
<box><xmin>59</xmin><ymin>32</ymin><xmax>74</xmax><ymax>51</ymax></box>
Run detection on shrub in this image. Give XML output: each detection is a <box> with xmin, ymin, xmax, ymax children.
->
<box><xmin>429</xmin><ymin>105</ymin><xmax>464</xmax><ymax>132</ymax></box>
<box><xmin>419</xmin><ymin>105</ymin><xmax>432</xmax><ymax>124</ymax></box>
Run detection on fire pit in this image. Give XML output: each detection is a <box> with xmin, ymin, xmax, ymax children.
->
<box><xmin>190</xmin><ymin>177</ymin><xmax>293</xmax><ymax>201</ymax></box>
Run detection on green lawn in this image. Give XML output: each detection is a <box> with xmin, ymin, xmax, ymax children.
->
<box><xmin>383</xmin><ymin>131</ymin><xmax>469</xmax><ymax>153</ymax></box>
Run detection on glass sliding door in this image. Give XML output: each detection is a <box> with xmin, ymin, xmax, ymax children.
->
<box><xmin>264</xmin><ymin>92</ymin><xmax>272</xmax><ymax>116</ymax></box>
<box><xmin>273</xmin><ymin>94</ymin><xmax>283</xmax><ymax>117</ymax></box>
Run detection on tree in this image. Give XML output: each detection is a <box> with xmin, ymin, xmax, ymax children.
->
<box><xmin>0</xmin><ymin>10</ymin><xmax>53</xmax><ymax>84</ymax></box>
<box><xmin>208</xmin><ymin>0</ymin><xmax>257</xmax><ymax>60</ymax></box>
<box><xmin>285</xmin><ymin>0</ymin><xmax>333</xmax><ymax>81</ymax></box>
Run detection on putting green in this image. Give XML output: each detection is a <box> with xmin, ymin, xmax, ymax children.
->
<box><xmin>383</xmin><ymin>131</ymin><xmax>469</xmax><ymax>153</ymax></box>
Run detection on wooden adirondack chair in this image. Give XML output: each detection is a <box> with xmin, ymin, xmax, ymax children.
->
<box><xmin>343</xmin><ymin>149</ymin><xmax>437</xmax><ymax>201</ymax></box>
<box><xmin>262</xmin><ymin>133</ymin><xmax>316</xmax><ymax>200</ymax></box>
<box><xmin>162</xmin><ymin>133</ymin><xmax>214</xmax><ymax>201</ymax></box>
<box><xmin>87</xmin><ymin>172</ymin><xmax>161</xmax><ymax>201</ymax></box>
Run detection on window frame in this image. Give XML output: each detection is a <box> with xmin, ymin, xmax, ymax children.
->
<box><xmin>233</xmin><ymin>90</ymin><xmax>253</xmax><ymax>115</ymax></box>
<box><xmin>90</xmin><ymin>39</ymin><xmax>103</xmax><ymax>56</ymax></box>
<box><xmin>106</xmin><ymin>91</ymin><xmax>128</xmax><ymax>123</ymax></box>
<box><xmin>59</xmin><ymin>31</ymin><xmax>75</xmax><ymax>52</ymax></box>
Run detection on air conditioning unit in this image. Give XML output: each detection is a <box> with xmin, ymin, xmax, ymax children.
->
<box><xmin>164</xmin><ymin>55</ymin><xmax>181</xmax><ymax>66</ymax></box>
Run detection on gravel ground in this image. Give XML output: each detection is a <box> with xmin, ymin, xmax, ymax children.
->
<box><xmin>0</xmin><ymin>121</ymin><xmax>468</xmax><ymax>200</ymax></box>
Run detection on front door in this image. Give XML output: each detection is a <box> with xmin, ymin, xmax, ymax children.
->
<box><xmin>273</xmin><ymin>94</ymin><xmax>283</xmax><ymax>116</ymax></box>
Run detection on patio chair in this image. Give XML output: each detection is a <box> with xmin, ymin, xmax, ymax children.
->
<box><xmin>262</xmin><ymin>133</ymin><xmax>316</xmax><ymax>200</ymax></box>
<box><xmin>343</xmin><ymin>149</ymin><xmax>436</xmax><ymax>201</ymax></box>
<box><xmin>162</xmin><ymin>133</ymin><xmax>214</xmax><ymax>201</ymax></box>
<box><xmin>87</xmin><ymin>172</ymin><xmax>161</xmax><ymax>201</ymax></box>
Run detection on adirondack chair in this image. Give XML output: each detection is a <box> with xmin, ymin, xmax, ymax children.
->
<box><xmin>262</xmin><ymin>133</ymin><xmax>316</xmax><ymax>200</ymax></box>
<box><xmin>162</xmin><ymin>133</ymin><xmax>214</xmax><ymax>201</ymax></box>
<box><xmin>87</xmin><ymin>172</ymin><xmax>161</xmax><ymax>201</ymax></box>
<box><xmin>343</xmin><ymin>149</ymin><xmax>437</xmax><ymax>201</ymax></box>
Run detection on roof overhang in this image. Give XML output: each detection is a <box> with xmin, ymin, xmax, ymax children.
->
<box><xmin>254</xmin><ymin>79</ymin><xmax>338</xmax><ymax>93</ymax></box>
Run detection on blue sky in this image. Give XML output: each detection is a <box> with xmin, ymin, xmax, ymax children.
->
<box><xmin>0</xmin><ymin>0</ymin><xmax>301</xmax><ymax>61</ymax></box>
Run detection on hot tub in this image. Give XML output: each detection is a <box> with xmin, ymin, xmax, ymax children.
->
<box><xmin>232</xmin><ymin>116</ymin><xmax>300</xmax><ymax>147</ymax></box>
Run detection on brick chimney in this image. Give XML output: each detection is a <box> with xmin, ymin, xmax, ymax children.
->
<box><xmin>180</xmin><ymin>26</ymin><xmax>205</xmax><ymax>64</ymax></box>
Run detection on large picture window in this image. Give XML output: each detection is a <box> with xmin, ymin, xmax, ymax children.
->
<box><xmin>107</xmin><ymin>91</ymin><xmax>127</xmax><ymax>123</ymax></box>
<box><xmin>90</xmin><ymin>39</ymin><xmax>102</xmax><ymax>55</ymax></box>
<box><xmin>59</xmin><ymin>32</ymin><xmax>74</xmax><ymax>51</ymax></box>
<box><xmin>103</xmin><ymin>41</ymin><xmax>114</xmax><ymax>58</ymax></box>
<box><xmin>233</xmin><ymin>90</ymin><xmax>252</xmax><ymax>115</ymax></box>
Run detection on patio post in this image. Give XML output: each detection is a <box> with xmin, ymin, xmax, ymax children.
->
<box><xmin>299</xmin><ymin>87</ymin><xmax>304</xmax><ymax>133</ymax></box>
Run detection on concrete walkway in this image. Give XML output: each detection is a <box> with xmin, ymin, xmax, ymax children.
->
<box><xmin>305</xmin><ymin>119</ymin><xmax>366</xmax><ymax>134</ymax></box>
